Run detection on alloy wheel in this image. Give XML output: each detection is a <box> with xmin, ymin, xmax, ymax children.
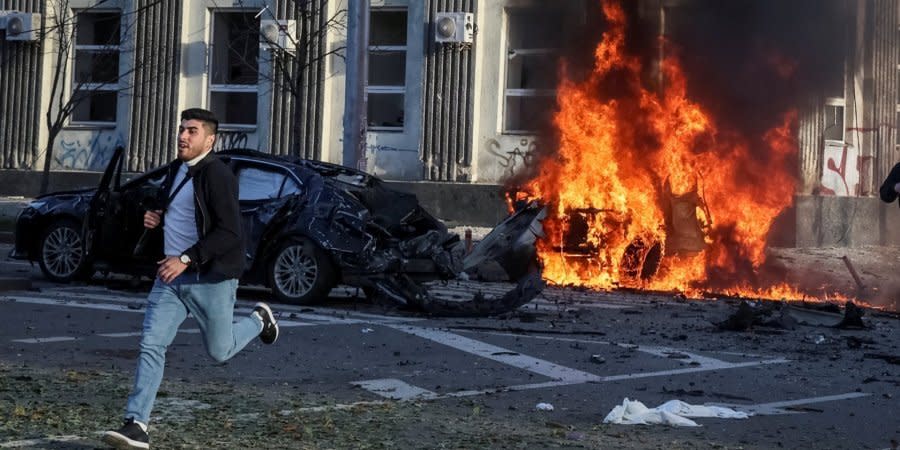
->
<box><xmin>41</xmin><ymin>225</ymin><xmax>84</xmax><ymax>279</ymax></box>
<box><xmin>273</xmin><ymin>244</ymin><xmax>318</xmax><ymax>298</ymax></box>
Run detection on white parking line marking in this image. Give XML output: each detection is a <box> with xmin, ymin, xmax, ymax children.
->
<box><xmin>600</xmin><ymin>359</ymin><xmax>790</xmax><ymax>382</ymax></box>
<box><xmin>3</xmin><ymin>295</ymin><xmax>146</xmax><ymax>313</ymax></box>
<box><xmin>387</xmin><ymin>325</ymin><xmax>601</xmax><ymax>382</ymax></box>
<box><xmin>464</xmin><ymin>330</ymin><xmax>785</xmax><ymax>369</ymax></box>
<box><xmin>351</xmin><ymin>325</ymin><xmax>789</xmax><ymax>402</ymax></box>
<box><xmin>2</xmin><ymin>296</ymin><xmax>337</xmax><ymax>329</ymax></box>
<box><xmin>15</xmin><ymin>319</ymin><xmax>319</xmax><ymax>343</ymax></box>
<box><xmin>3</xmin><ymin>293</ymin><xmax>421</xmax><ymax>327</ymax></box>
<box><xmin>11</xmin><ymin>336</ymin><xmax>78</xmax><ymax>344</ymax></box>
<box><xmin>351</xmin><ymin>378</ymin><xmax>438</xmax><ymax>401</ymax></box>
<box><xmin>97</xmin><ymin>331</ymin><xmax>143</xmax><ymax>338</ymax></box>
<box><xmin>2</xmin><ymin>260</ymin><xmax>34</xmax><ymax>267</ymax></box>
<box><xmin>716</xmin><ymin>392</ymin><xmax>872</xmax><ymax>415</ymax></box>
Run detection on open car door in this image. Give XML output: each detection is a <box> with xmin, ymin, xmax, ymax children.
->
<box><xmin>83</xmin><ymin>146</ymin><xmax>125</xmax><ymax>261</ymax></box>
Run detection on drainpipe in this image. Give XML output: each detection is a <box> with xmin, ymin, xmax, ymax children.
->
<box><xmin>658</xmin><ymin>0</ymin><xmax>666</xmax><ymax>91</ymax></box>
<box><xmin>342</xmin><ymin>0</ymin><xmax>370</xmax><ymax>171</ymax></box>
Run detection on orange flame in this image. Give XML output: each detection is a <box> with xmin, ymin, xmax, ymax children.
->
<box><xmin>522</xmin><ymin>0</ymin><xmax>815</xmax><ymax>301</ymax></box>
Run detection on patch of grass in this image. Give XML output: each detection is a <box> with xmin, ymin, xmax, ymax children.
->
<box><xmin>0</xmin><ymin>363</ymin><xmax>759</xmax><ymax>449</ymax></box>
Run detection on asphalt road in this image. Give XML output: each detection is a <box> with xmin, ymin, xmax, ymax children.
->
<box><xmin>2</xmin><ymin>243</ymin><xmax>899</xmax><ymax>449</ymax></box>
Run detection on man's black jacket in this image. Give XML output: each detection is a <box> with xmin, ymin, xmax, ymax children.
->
<box><xmin>879</xmin><ymin>162</ymin><xmax>900</xmax><ymax>206</ymax></box>
<box><xmin>157</xmin><ymin>152</ymin><xmax>245</xmax><ymax>279</ymax></box>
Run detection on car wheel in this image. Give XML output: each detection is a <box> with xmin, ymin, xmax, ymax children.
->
<box><xmin>38</xmin><ymin>219</ymin><xmax>92</xmax><ymax>283</ymax></box>
<box><xmin>268</xmin><ymin>237</ymin><xmax>335</xmax><ymax>305</ymax></box>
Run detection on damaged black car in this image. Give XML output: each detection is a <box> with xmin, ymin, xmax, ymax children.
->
<box><xmin>10</xmin><ymin>147</ymin><xmax>544</xmax><ymax>316</ymax></box>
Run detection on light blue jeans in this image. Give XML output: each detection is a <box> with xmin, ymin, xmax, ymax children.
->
<box><xmin>124</xmin><ymin>273</ymin><xmax>262</xmax><ymax>424</ymax></box>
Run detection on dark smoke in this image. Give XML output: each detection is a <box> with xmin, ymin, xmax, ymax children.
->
<box><xmin>508</xmin><ymin>0</ymin><xmax>846</xmax><ymax>194</ymax></box>
<box><xmin>664</xmin><ymin>0</ymin><xmax>849</xmax><ymax>140</ymax></box>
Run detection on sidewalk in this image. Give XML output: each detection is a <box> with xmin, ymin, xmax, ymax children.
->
<box><xmin>0</xmin><ymin>196</ymin><xmax>29</xmax><ymax>243</ymax></box>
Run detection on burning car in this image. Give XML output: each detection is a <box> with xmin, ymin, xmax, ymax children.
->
<box><xmin>10</xmin><ymin>147</ymin><xmax>544</xmax><ymax>316</ymax></box>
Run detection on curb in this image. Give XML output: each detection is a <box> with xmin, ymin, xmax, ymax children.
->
<box><xmin>0</xmin><ymin>277</ymin><xmax>31</xmax><ymax>292</ymax></box>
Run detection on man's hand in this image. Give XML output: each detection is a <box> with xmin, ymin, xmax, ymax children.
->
<box><xmin>894</xmin><ymin>182</ymin><xmax>900</xmax><ymax>194</ymax></box>
<box><xmin>144</xmin><ymin>210</ymin><xmax>163</xmax><ymax>229</ymax></box>
<box><xmin>157</xmin><ymin>256</ymin><xmax>188</xmax><ymax>284</ymax></box>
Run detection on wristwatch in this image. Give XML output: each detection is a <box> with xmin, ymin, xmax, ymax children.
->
<box><xmin>179</xmin><ymin>254</ymin><xmax>191</xmax><ymax>265</ymax></box>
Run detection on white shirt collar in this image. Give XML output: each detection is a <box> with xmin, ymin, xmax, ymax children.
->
<box><xmin>186</xmin><ymin>150</ymin><xmax>212</xmax><ymax>167</ymax></box>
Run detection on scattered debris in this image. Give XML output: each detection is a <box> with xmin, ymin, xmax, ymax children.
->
<box><xmin>361</xmin><ymin>328</ymin><xmax>374</xmax><ymax>334</ymax></box>
<box><xmin>844</xmin><ymin>335</ymin><xmax>875</xmax><ymax>348</ymax></box>
<box><xmin>546</xmin><ymin>421</ymin><xmax>573</xmax><ymax>430</ymax></box>
<box><xmin>590</xmin><ymin>355</ymin><xmax>606</xmax><ymax>364</ymax></box>
<box><xmin>719</xmin><ymin>300</ymin><xmax>871</xmax><ymax>332</ymax></box>
<box><xmin>783</xmin><ymin>406</ymin><xmax>824</xmax><ymax>413</ymax></box>
<box><xmin>717</xmin><ymin>301</ymin><xmax>766</xmax><ymax>331</ymax></box>
<box><xmin>565</xmin><ymin>431</ymin><xmax>586</xmax><ymax>441</ymax></box>
<box><xmin>834</xmin><ymin>301</ymin><xmax>867</xmax><ymax>329</ymax></box>
<box><xmin>661</xmin><ymin>387</ymin><xmax>705</xmax><ymax>397</ymax></box>
<box><xmin>535</xmin><ymin>403</ymin><xmax>555</xmax><ymax>411</ymax></box>
<box><xmin>603</xmin><ymin>398</ymin><xmax>750</xmax><ymax>427</ymax></box>
<box><xmin>783</xmin><ymin>305</ymin><xmax>843</xmax><ymax>327</ymax></box>
<box><xmin>841</xmin><ymin>255</ymin><xmax>866</xmax><ymax>292</ymax></box>
<box><xmin>863</xmin><ymin>353</ymin><xmax>900</xmax><ymax>365</ymax></box>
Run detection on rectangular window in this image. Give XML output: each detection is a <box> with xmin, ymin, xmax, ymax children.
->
<box><xmin>367</xmin><ymin>9</ymin><xmax>407</xmax><ymax>130</ymax></box>
<box><xmin>824</xmin><ymin>97</ymin><xmax>845</xmax><ymax>143</ymax></box>
<box><xmin>209</xmin><ymin>11</ymin><xmax>260</xmax><ymax>128</ymax></box>
<box><xmin>503</xmin><ymin>10</ymin><xmax>563</xmax><ymax>133</ymax></box>
<box><xmin>71</xmin><ymin>11</ymin><xmax>121</xmax><ymax>124</ymax></box>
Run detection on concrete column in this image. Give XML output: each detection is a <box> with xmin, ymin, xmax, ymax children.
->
<box><xmin>342</xmin><ymin>0</ymin><xmax>368</xmax><ymax>170</ymax></box>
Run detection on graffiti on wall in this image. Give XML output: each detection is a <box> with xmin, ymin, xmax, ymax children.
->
<box><xmin>819</xmin><ymin>142</ymin><xmax>860</xmax><ymax>196</ymax></box>
<box><xmin>56</xmin><ymin>132</ymin><xmax>123</xmax><ymax>170</ymax></box>
<box><xmin>215</xmin><ymin>130</ymin><xmax>250</xmax><ymax>151</ymax></box>
<box><xmin>366</xmin><ymin>143</ymin><xmax>420</xmax><ymax>178</ymax></box>
<box><xmin>485</xmin><ymin>137</ymin><xmax>538</xmax><ymax>179</ymax></box>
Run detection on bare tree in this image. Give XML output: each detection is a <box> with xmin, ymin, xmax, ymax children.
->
<box><xmin>230</xmin><ymin>0</ymin><xmax>346</xmax><ymax>156</ymax></box>
<box><xmin>37</xmin><ymin>0</ymin><xmax>164</xmax><ymax>194</ymax></box>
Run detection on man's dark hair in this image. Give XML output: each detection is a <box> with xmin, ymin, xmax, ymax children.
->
<box><xmin>180</xmin><ymin>108</ymin><xmax>219</xmax><ymax>135</ymax></box>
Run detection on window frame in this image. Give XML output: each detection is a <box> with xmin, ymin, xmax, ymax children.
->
<box><xmin>366</xmin><ymin>7</ymin><xmax>408</xmax><ymax>132</ymax></box>
<box><xmin>824</xmin><ymin>97</ymin><xmax>846</xmax><ymax>144</ymax></box>
<box><xmin>208</xmin><ymin>9</ymin><xmax>260</xmax><ymax>131</ymax></box>
<box><xmin>502</xmin><ymin>10</ymin><xmax>562</xmax><ymax>134</ymax></box>
<box><xmin>69</xmin><ymin>9</ymin><xmax>123</xmax><ymax>128</ymax></box>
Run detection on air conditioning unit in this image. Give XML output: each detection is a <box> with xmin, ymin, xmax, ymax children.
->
<box><xmin>434</xmin><ymin>12</ymin><xmax>473</xmax><ymax>43</ymax></box>
<box><xmin>6</xmin><ymin>12</ymin><xmax>40</xmax><ymax>41</ymax></box>
<box><xmin>0</xmin><ymin>11</ymin><xmax>19</xmax><ymax>30</ymax></box>
<box><xmin>260</xmin><ymin>19</ymin><xmax>296</xmax><ymax>53</ymax></box>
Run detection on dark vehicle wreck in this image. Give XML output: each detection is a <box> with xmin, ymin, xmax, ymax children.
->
<box><xmin>10</xmin><ymin>147</ymin><xmax>544</xmax><ymax>316</ymax></box>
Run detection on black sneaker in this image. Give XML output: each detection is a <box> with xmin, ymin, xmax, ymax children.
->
<box><xmin>254</xmin><ymin>302</ymin><xmax>279</xmax><ymax>344</ymax></box>
<box><xmin>102</xmin><ymin>418</ymin><xmax>149</xmax><ymax>449</ymax></box>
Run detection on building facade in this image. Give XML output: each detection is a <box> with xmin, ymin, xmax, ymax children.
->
<box><xmin>1</xmin><ymin>0</ymin><xmax>899</xmax><ymax>243</ymax></box>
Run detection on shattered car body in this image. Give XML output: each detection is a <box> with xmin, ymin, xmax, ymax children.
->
<box><xmin>11</xmin><ymin>147</ymin><xmax>544</xmax><ymax>316</ymax></box>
